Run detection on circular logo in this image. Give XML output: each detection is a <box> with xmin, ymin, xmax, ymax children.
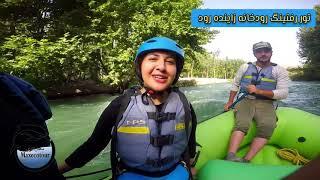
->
<box><xmin>13</xmin><ymin>124</ymin><xmax>55</xmax><ymax>172</ymax></box>
<box><xmin>16</xmin><ymin>141</ymin><xmax>55</xmax><ymax>171</ymax></box>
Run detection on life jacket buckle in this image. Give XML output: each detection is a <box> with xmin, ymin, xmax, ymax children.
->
<box><xmin>147</xmin><ymin>112</ymin><xmax>176</xmax><ymax>122</ymax></box>
<box><xmin>251</xmin><ymin>80</ymin><xmax>261</xmax><ymax>85</ymax></box>
<box><xmin>150</xmin><ymin>135</ymin><xmax>174</xmax><ymax>147</ymax></box>
<box><xmin>180</xmin><ymin>161</ymin><xmax>188</xmax><ymax>168</ymax></box>
<box><xmin>155</xmin><ymin>112</ymin><xmax>166</xmax><ymax>122</ymax></box>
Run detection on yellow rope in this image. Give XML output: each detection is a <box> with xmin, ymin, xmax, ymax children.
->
<box><xmin>276</xmin><ymin>148</ymin><xmax>310</xmax><ymax>165</ymax></box>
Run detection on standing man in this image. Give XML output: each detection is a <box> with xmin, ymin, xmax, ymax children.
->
<box><xmin>224</xmin><ymin>41</ymin><xmax>289</xmax><ymax>162</ymax></box>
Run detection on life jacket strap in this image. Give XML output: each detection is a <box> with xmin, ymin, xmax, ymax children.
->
<box><xmin>251</xmin><ymin>72</ymin><xmax>258</xmax><ymax>76</ymax></box>
<box><xmin>251</xmin><ymin>79</ymin><xmax>261</xmax><ymax>85</ymax></box>
<box><xmin>147</xmin><ymin>112</ymin><xmax>176</xmax><ymax>122</ymax></box>
<box><xmin>145</xmin><ymin>156</ymin><xmax>174</xmax><ymax>167</ymax></box>
<box><xmin>150</xmin><ymin>135</ymin><xmax>174</xmax><ymax>147</ymax></box>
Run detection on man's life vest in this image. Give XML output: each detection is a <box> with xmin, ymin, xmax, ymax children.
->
<box><xmin>110</xmin><ymin>87</ymin><xmax>193</xmax><ymax>178</ymax></box>
<box><xmin>240</xmin><ymin>62</ymin><xmax>277</xmax><ymax>99</ymax></box>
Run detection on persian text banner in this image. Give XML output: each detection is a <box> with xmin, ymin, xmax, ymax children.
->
<box><xmin>191</xmin><ymin>9</ymin><xmax>316</xmax><ymax>27</ymax></box>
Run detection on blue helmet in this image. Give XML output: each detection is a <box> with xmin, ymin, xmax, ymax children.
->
<box><xmin>134</xmin><ymin>37</ymin><xmax>185</xmax><ymax>84</ymax></box>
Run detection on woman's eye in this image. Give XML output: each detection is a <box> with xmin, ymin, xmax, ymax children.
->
<box><xmin>166</xmin><ymin>59</ymin><xmax>176</xmax><ymax>65</ymax></box>
<box><xmin>147</xmin><ymin>57</ymin><xmax>157</xmax><ymax>61</ymax></box>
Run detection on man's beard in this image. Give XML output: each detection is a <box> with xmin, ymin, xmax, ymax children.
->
<box><xmin>257</xmin><ymin>56</ymin><xmax>271</xmax><ymax>62</ymax></box>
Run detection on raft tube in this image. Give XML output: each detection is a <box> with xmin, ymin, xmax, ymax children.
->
<box><xmin>195</xmin><ymin>107</ymin><xmax>320</xmax><ymax>179</ymax></box>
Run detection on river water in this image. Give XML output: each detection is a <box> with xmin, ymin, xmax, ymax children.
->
<box><xmin>48</xmin><ymin>81</ymin><xmax>320</xmax><ymax>179</ymax></box>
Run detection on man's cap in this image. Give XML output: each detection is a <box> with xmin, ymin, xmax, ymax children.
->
<box><xmin>253</xmin><ymin>41</ymin><xmax>272</xmax><ymax>51</ymax></box>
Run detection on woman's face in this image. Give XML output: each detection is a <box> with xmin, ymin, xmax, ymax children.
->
<box><xmin>140</xmin><ymin>51</ymin><xmax>177</xmax><ymax>92</ymax></box>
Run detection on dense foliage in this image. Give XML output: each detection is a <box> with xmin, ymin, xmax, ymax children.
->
<box><xmin>0</xmin><ymin>0</ymin><xmax>246</xmax><ymax>94</ymax></box>
<box><xmin>185</xmin><ymin>52</ymin><xmax>245</xmax><ymax>79</ymax></box>
<box><xmin>294</xmin><ymin>5</ymin><xmax>320</xmax><ymax>81</ymax></box>
<box><xmin>0</xmin><ymin>0</ymin><xmax>218</xmax><ymax>90</ymax></box>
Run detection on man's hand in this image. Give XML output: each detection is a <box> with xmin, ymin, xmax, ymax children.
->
<box><xmin>189</xmin><ymin>158</ymin><xmax>197</xmax><ymax>177</ymax></box>
<box><xmin>247</xmin><ymin>85</ymin><xmax>274</xmax><ymax>99</ymax></box>
<box><xmin>247</xmin><ymin>85</ymin><xmax>259</xmax><ymax>94</ymax></box>
<box><xmin>191</xmin><ymin>167</ymin><xmax>197</xmax><ymax>177</ymax></box>
<box><xmin>224</xmin><ymin>101</ymin><xmax>234</xmax><ymax>111</ymax></box>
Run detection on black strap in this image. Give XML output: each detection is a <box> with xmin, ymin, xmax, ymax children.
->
<box><xmin>172</xmin><ymin>87</ymin><xmax>191</xmax><ymax>138</ymax></box>
<box><xmin>251</xmin><ymin>72</ymin><xmax>258</xmax><ymax>76</ymax></box>
<box><xmin>110</xmin><ymin>86</ymin><xmax>139</xmax><ymax>179</ymax></box>
<box><xmin>145</xmin><ymin>156</ymin><xmax>174</xmax><ymax>167</ymax></box>
<box><xmin>147</xmin><ymin>112</ymin><xmax>176</xmax><ymax>122</ymax></box>
<box><xmin>172</xmin><ymin>87</ymin><xmax>193</xmax><ymax>180</ymax></box>
<box><xmin>150</xmin><ymin>135</ymin><xmax>174</xmax><ymax>147</ymax></box>
<box><xmin>251</xmin><ymin>79</ymin><xmax>261</xmax><ymax>85</ymax></box>
<box><xmin>191</xmin><ymin>142</ymin><xmax>203</xmax><ymax>167</ymax></box>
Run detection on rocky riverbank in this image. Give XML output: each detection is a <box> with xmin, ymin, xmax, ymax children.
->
<box><xmin>44</xmin><ymin>80</ymin><xmax>119</xmax><ymax>100</ymax></box>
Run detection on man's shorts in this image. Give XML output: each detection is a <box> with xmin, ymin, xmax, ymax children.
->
<box><xmin>234</xmin><ymin>98</ymin><xmax>277</xmax><ymax>139</ymax></box>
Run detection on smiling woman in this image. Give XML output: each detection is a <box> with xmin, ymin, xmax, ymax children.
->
<box><xmin>140</xmin><ymin>51</ymin><xmax>177</xmax><ymax>92</ymax></box>
<box><xmin>58</xmin><ymin>37</ymin><xmax>198</xmax><ymax>180</ymax></box>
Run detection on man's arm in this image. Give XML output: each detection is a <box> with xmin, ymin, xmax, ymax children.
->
<box><xmin>224</xmin><ymin>91</ymin><xmax>238</xmax><ymax>111</ymax></box>
<box><xmin>224</xmin><ymin>63</ymin><xmax>248</xmax><ymax>111</ymax></box>
<box><xmin>247</xmin><ymin>85</ymin><xmax>274</xmax><ymax>99</ymax></box>
<box><xmin>272</xmin><ymin>66</ymin><xmax>289</xmax><ymax>100</ymax></box>
<box><xmin>230</xmin><ymin>63</ymin><xmax>249</xmax><ymax>92</ymax></box>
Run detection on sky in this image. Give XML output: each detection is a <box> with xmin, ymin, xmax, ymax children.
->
<box><xmin>202</xmin><ymin>0</ymin><xmax>319</xmax><ymax>67</ymax></box>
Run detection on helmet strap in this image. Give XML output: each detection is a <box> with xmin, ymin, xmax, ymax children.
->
<box><xmin>144</xmin><ymin>87</ymin><xmax>165</xmax><ymax>97</ymax></box>
<box><xmin>140</xmin><ymin>86</ymin><xmax>170</xmax><ymax>105</ymax></box>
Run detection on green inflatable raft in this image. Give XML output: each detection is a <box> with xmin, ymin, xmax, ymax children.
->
<box><xmin>195</xmin><ymin>107</ymin><xmax>320</xmax><ymax>180</ymax></box>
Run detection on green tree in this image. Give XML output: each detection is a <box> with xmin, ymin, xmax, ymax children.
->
<box><xmin>186</xmin><ymin>52</ymin><xmax>245</xmax><ymax>79</ymax></box>
<box><xmin>0</xmin><ymin>0</ymin><xmax>91</xmax><ymax>41</ymax></box>
<box><xmin>0</xmin><ymin>0</ymin><xmax>216</xmax><ymax>92</ymax></box>
<box><xmin>296</xmin><ymin>5</ymin><xmax>320</xmax><ymax>80</ymax></box>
